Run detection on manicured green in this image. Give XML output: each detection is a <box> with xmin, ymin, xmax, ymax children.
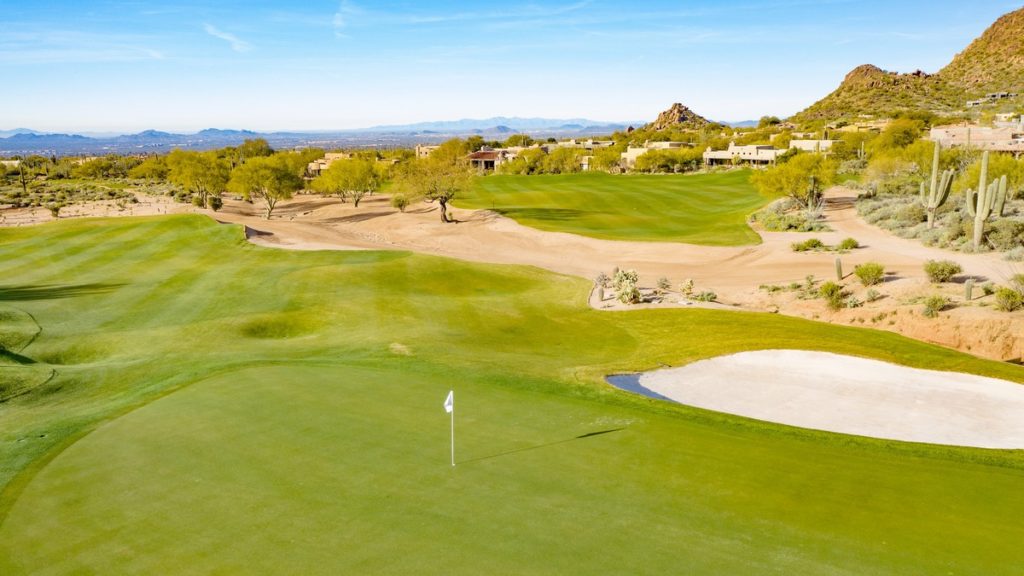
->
<box><xmin>1</xmin><ymin>215</ymin><xmax>1023</xmax><ymax>574</ymax></box>
<box><xmin>457</xmin><ymin>171</ymin><xmax>767</xmax><ymax>245</ymax></box>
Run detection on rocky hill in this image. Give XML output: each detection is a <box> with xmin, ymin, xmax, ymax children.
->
<box><xmin>793</xmin><ymin>7</ymin><xmax>1024</xmax><ymax>122</ymax></box>
<box><xmin>646</xmin><ymin>103</ymin><xmax>710</xmax><ymax>131</ymax></box>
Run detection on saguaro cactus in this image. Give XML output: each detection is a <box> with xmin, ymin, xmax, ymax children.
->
<box><xmin>919</xmin><ymin>142</ymin><xmax>953</xmax><ymax>229</ymax></box>
<box><xmin>834</xmin><ymin>257</ymin><xmax>843</xmax><ymax>281</ymax></box>
<box><xmin>965</xmin><ymin>152</ymin><xmax>1008</xmax><ymax>249</ymax></box>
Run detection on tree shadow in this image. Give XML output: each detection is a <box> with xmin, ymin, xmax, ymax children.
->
<box><xmin>458</xmin><ymin>428</ymin><xmax>624</xmax><ymax>465</ymax></box>
<box><xmin>0</xmin><ymin>283</ymin><xmax>122</xmax><ymax>301</ymax></box>
<box><xmin>0</xmin><ymin>348</ymin><xmax>36</xmax><ymax>365</ymax></box>
<box><xmin>953</xmin><ymin>275</ymin><xmax>988</xmax><ymax>284</ymax></box>
<box><xmin>499</xmin><ymin>208</ymin><xmax>591</xmax><ymax>222</ymax></box>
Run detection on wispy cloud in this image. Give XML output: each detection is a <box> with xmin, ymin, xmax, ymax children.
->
<box><xmin>203</xmin><ymin>23</ymin><xmax>252</xmax><ymax>52</ymax></box>
<box><xmin>333</xmin><ymin>0</ymin><xmax>360</xmax><ymax>38</ymax></box>
<box><xmin>0</xmin><ymin>29</ymin><xmax>165</xmax><ymax>65</ymax></box>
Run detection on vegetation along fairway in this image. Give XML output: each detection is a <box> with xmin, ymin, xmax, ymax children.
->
<box><xmin>457</xmin><ymin>170</ymin><xmax>767</xmax><ymax>245</ymax></box>
<box><xmin>2</xmin><ymin>215</ymin><xmax>1024</xmax><ymax>574</ymax></box>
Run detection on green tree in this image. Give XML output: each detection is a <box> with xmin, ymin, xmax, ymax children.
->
<box><xmin>751</xmin><ymin>153</ymin><xmax>837</xmax><ymax>208</ymax></box>
<box><xmin>393</xmin><ymin>157</ymin><xmax>474</xmax><ymax>223</ymax></box>
<box><xmin>167</xmin><ymin>150</ymin><xmax>230</xmax><ymax>208</ymax></box>
<box><xmin>237</xmin><ymin>138</ymin><xmax>274</xmax><ymax>161</ymax></box>
<box><xmin>129</xmin><ymin>156</ymin><xmax>169</xmax><ymax>180</ymax></box>
<box><xmin>503</xmin><ymin>134</ymin><xmax>534</xmax><ymax>147</ymax></box>
<box><xmin>869</xmin><ymin>119</ymin><xmax>923</xmax><ymax>153</ymax></box>
<box><xmin>227</xmin><ymin>156</ymin><xmax>303</xmax><ymax>219</ymax></box>
<box><xmin>311</xmin><ymin>158</ymin><xmax>382</xmax><ymax>207</ymax></box>
<box><xmin>954</xmin><ymin>152</ymin><xmax>1024</xmax><ymax>198</ymax></box>
<box><xmin>542</xmin><ymin>147</ymin><xmax>584</xmax><ymax>174</ymax></box>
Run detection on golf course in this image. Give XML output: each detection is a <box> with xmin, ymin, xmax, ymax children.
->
<box><xmin>457</xmin><ymin>170</ymin><xmax>767</xmax><ymax>245</ymax></box>
<box><xmin>2</xmin><ymin>214</ymin><xmax>1024</xmax><ymax>574</ymax></box>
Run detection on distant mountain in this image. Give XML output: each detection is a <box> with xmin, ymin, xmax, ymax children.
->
<box><xmin>0</xmin><ymin>118</ymin><xmax>637</xmax><ymax>156</ymax></box>
<box><xmin>360</xmin><ymin>116</ymin><xmax>631</xmax><ymax>133</ymax></box>
<box><xmin>720</xmin><ymin>120</ymin><xmax>758</xmax><ymax>128</ymax></box>
<box><xmin>197</xmin><ymin>128</ymin><xmax>260</xmax><ymax>138</ymax></box>
<box><xmin>0</xmin><ymin>128</ymin><xmax>41</xmax><ymax>138</ymax></box>
<box><xmin>793</xmin><ymin>7</ymin><xmax>1024</xmax><ymax>122</ymax></box>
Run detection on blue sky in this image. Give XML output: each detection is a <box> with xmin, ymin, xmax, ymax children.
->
<box><xmin>1</xmin><ymin>1</ymin><xmax>1020</xmax><ymax>133</ymax></box>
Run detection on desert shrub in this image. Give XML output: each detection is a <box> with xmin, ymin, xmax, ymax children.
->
<box><xmin>897</xmin><ymin>203</ymin><xmax>927</xmax><ymax>224</ymax></box>
<box><xmin>994</xmin><ymin>287</ymin><xmax>1023</xmax><ymax>312</ymax></box>
<box><xmin>837</xmin><ymin>237</ymin><xmax>859</xmax><ymax>250</ymax></box>
<box><xmin>656</xmin><ymin>277</ymin><xmax>671</xmax><ymax>293</ymax></box>
<box><xmin>791</xmin><ymin>238</ymin><xmax>825</xmax><ymax>252</ymax></box>
<box><xmin>390</xmin><ymin>193</ymin><xmax>410</xmax><ymax>212</ymax></box>
<box><xmin>208</xmin><ymin>195</ymin><xmax>223</xmax><ymax>211</ymax></box>
<box><xmin>865</xmin><ymin>289</ymin><xmax>881</xmax><ymax>302</ymax></box>
<box><xmin>612</xmin><ymin>269</ymin><xmax>639</xmax><ymax>292</ymax></box>
<box><xmin>987</xmin><ymin>220</ymin><xmax>1024</xmax><ymax>251</ymax></box>
<box><xmin>1012</xmin><ymin>274</ymin><xmax>1024</xmax><ymax>292</ymax></box>
<box><xmin>922</xmin><ymin>295</ymin><xmax>949</xmax><ymax>318</ymax></box>
<box><xmin>191</xmin><ymin>195</ymin><xmax>205</xmax><ymax>208</ymax></box>
<box><xmin>1005</xmin><ymin>247</ymin><xmax>1024</xmax><ymax>262</ymax></box>
<box><xmin>819</xmin><ymin>281</ymin><xmax>844</xmax><ymax>311</ymax></box>
<box><xmin>594</xmin><ymin>272</ymin><xmax>610</xmax><ymax>288</ymax></box>
<box><xmin>694</xmin><ymin>291</ymin><xmax>717</xmax><ymax>302</ymax></box>
<box><xmin>982</xmin><ymin>282</ymin><xmax>996</xmax><ymax>296</ymax></box>
<box><xmin>617</xmin><ymin>283</ymin><xmax>641</xmax><ymax>304</ymax></box>
<box><xmin>923</xmin><ymin>260</ymin><xmax>962</xmax><ymax>283</ymax></box>
<box><xmin>679</xmin><ymin>279</ymin><xmax>694</xmax><ymax>298</ymax></box>
<box><xmin>845</xmin><ymin>296</ymin><xmax>862</xmax><ymax>309</ymax></box>
<box><xmin>853</xmin><ymin>262</ymin><xmax>885</xmax><ymax>286</ymax></box>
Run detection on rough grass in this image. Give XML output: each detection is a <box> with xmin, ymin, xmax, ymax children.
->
<box><xmin>457</xmin><ymin>171</ymin><xmax>767</xmax><ymax>245</ymax></box>
<box><xmin>1</xmin><ymin>215</ymin><xmax>1024</xmax><ymax>575</ymax></box>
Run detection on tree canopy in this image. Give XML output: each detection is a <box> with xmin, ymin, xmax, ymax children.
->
<box><xmin>751</xmin><ymin>153</ymin><xmax>837</xmax><ymax>208</ymax></box>
<box><xmin>227</xmin><ymin>155</ymin><xmax>303</xmax><ymax>219</ymax></box>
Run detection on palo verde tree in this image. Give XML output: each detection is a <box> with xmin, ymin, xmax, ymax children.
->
<box><xmin>227</xmin><ymin>155</ymin><xmax>303</xmax><ymax>219</ymax></box>
<box><xmin>311</xmin><ymin>158</ymin><xmax>382</xmax><ymax>207</ymax></box>
<box><xmin>750</xmin><ymin>152</ymin><xmax>837</xmax><ymax>209</ymax></box>
<box><xmin>393</xmin><ymin>139</ymin><xmax>474</xmax><ymax>223</ymax></box>
<box><xmin>166</xmin><ymin>150</ymin><xmax>230</xmax><ymax>208</ymax></box>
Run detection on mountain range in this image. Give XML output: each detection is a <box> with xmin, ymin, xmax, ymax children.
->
<box><xmin>793</xmin><ymin>6</ymin><xmax>1024</xmax><ymax>122</ymax></box>
<box><xmin>0</xmin><ymin>118</ymin><xmax>635</xmax><ymax>156</ymax></box>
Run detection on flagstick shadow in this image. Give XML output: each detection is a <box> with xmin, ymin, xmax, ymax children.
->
<box><xmin>458</xmin><ymin>428</ymin><xmax>624</xmax><ymax>465</ymax></box>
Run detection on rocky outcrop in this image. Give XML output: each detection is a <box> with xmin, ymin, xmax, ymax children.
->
<box><xmin>646</xmin><ymin>103</ymin><xmax>710</xmax><ymax>131</ymax></box>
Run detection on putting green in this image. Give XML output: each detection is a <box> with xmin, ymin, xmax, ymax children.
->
<box><xmin>1</xmin><ymin>215</ymin><xmax>1023</xmax><ymax>574</ymax></box>
<box><xmin>456</xmin><ymin>171</ymin><xmax>766</xmax><ymax>245</ymax></box>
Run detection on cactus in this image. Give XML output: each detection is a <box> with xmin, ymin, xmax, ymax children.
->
<box><xmin>965</xmin><ymin>151</ymin><xmax>1008</xmax><ymax>249</ymax></box>
<box><xmin>921</xmin><ymin>142</ymin><xmax>954</xmax><ymax>229</ymax></box>
<box><xmin>596</xmin><ymin>286</ymin><xmax>605</xmax><ymax>302</ymax></box>
<box><xmin>835</xmin><ymin>257</ymin><xmax>843</xmax><ymax>281</ymax></box>
<box><xmin>965</xmin><ymin>279</ymin><xmax>974</xmax><ymax>301</ymax></box>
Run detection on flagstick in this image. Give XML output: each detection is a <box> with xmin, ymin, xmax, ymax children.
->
<box><xmin>450</xmin><ymin>399</ymin><xmax>456</xmax><ymax>467</ymax></box>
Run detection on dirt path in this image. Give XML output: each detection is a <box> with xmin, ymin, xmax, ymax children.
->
<box><xmin>4</xmin><ymin>187</ymin><xmax>1023</xmax><ymax>360</ymax></box>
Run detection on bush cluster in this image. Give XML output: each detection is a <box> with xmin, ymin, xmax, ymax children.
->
<box><xmin>923</xmin><ymin>260</ymin><xmax>962</xmax><ymax>283</ymax></box>
<box><xmin>853</xmin><ymin>262</ymin><xmax>885</xmax><ymax>286</ymax></box>
<box><xmin>791</xmin><ymin>238</ymin><xmax>825</xmax><ymax>252</ymax></box>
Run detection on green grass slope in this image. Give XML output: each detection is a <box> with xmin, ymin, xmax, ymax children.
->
<box><xmin>1</xmin><ymin>215</ymin><xmax>1023</xmax><ymax>574</ymax></box>
<box><xmin>457</xmin><ymin>171</ymin><xmax>766</xmax><ymax>245</ymax></box>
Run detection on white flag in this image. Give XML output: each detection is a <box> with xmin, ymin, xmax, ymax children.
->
<box><xmin>444</xmin><ymin>390</ymin><xmax>454</xmax><ymax>414</ymax></box>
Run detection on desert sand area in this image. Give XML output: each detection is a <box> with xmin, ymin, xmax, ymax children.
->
<box><xmin>633</xmin><ymin>349</ymin><xmax>1024</xmax><ymax>449</ymax></box>
<box><xmin>2</xmin><ymin>185</ymin><xmax>1022</xmax><ymax>360</ymax></box>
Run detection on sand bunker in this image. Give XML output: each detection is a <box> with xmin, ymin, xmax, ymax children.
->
<box><xmin>636</xmin><ymin>350</ymin><xmax>1024</xmax><ymax>448</ymax></box>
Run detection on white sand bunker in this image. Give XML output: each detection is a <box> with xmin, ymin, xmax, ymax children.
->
<box><xmin>639</xmin><ymin>350</ymin><xmax>1024</xmax><ymax>449</ymax></box>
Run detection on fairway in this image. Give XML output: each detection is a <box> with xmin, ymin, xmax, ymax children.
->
<box><xmin>2</xmin><ymin>216</ymin><xmax>1024</xmax><ymax>574</ymax></box>
<box><xmin>456</xmin><ymin>171</ymin><xmax>767</xmax><ymax>245</ymax></box>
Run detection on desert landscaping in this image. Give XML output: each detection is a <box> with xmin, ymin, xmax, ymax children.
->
<box><xmin>3</xmin><ymin>3</ymin><xmax>1024</xmax><ymax>575</ymax></box>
